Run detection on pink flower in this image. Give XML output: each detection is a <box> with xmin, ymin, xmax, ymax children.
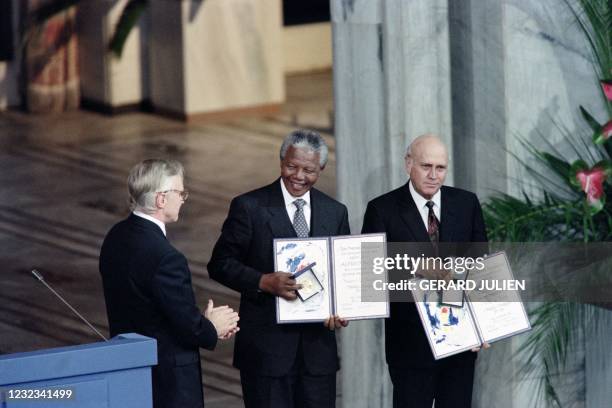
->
<box><xmin>602</xmin><ymin>80</ymin><xmax>612</xmax><ymax>101</ymax></box>
<box><xmin>603</xmin><ymin>120</ymin><xmax>612</xmax><ymax>141</ymax></box>
<box><xmin>576</xmin><ymin>167</ymin><xmax>606</xmax><ymax>206</ymax></box>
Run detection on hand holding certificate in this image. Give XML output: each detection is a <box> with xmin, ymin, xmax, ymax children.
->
<box><xmin>259</xmin><ymin>271</ymin><xmax>302</xmax><ymax>300</ymax></box>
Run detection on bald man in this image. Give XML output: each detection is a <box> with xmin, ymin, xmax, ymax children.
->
<box><xmin>361</xmin><ymin>134</ymin><xmax>488</xmax><ymax>408</ymax></box>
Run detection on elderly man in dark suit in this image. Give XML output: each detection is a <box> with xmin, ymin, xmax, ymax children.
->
<box><xmin>362</xmin><ymin>134</ymin><xmax>488</xmax><ymax>408</ymax></box>
<box><xmin>100</xmin><ymin>158</ymin><xmax>239</xmax><ymax>408</ymax></box>
<box><xmin>208</xmin><ymin>130</ymin><xmax>350</xmax><ymax>408</ymax></box>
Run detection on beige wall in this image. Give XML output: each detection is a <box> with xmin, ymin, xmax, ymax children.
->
<box><xmin>283</xmin><ymin>22</ymin><xmax>332</xmax><ymax>74</ymax></box>
<box><xmin>78</xmin><ymin>0</ymin><xmax>147</xmax><ymax>107</ymax></box>
<box><xmin>150</xmin><ymin>0</ymin><xmax>285</xmax><ymax>117</ymax></box>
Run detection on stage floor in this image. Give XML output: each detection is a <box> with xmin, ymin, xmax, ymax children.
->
<box><xmin>0</xmin><ymin>71</ymin><xmax>340</xmax><ymax>406</ymax></box>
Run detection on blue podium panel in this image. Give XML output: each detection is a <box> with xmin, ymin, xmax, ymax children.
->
<box><xmin>0</xmin><ymin>333</ymin><xmax>157</xmax><ymax>408</ymax></box>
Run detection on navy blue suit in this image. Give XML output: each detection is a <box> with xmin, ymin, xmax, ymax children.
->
<box><xmin>100</xmin><ymin>214</ymin><xmax>217</xmax><ymax>408</ymax></box>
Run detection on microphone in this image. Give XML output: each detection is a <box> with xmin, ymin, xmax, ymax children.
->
<box><xmin>31</xmin><ymin>269</ymin><xmax>108</xmax><ymax>342</ymax></box>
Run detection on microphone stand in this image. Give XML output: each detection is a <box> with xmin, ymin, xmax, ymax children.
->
<box><xmin>31</xmin><ymin>269</ymin><xmax>108</xmax><ymax>342</ymax></box>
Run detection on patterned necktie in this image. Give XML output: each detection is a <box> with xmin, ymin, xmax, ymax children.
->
<box><xmin>426</xmin><ymin>201</ymin><xmax>439</xmax><ymax>243</ymax></box>
<box><xmin>292</xmin><ymin>199</ymin><xmax>309</xmax><ymax>238</ymax></box>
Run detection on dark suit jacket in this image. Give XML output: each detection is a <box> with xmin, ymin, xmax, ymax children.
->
<box><xmin>99</xmin><ymin>214</ymin><xmax>218</xmax><ymax>408</ymax></box>
<box><xmin>362</xmin><ymin>182</ymin><xmax>487</xmax><ymax>368</ymax></box>
<box><xmin>208</xmin><ymin>180</ymin><xmax>350</xmax><ymax>376</ymax></box>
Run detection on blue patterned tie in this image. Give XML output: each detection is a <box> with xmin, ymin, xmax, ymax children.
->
<box><xmin>292</xmin><ymin>199</ymin><xmax>309</xmax><ymax>238</ymax></box>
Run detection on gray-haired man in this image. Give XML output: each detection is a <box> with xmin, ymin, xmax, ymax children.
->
<box><xmin>209</xmin><ymin>130</ymin><xmax>350</xmax><ymax>407</ymax></box>
<box><xmin>100</xmin><ymin>158</ymin><xmax>239</xmax><ymax>408</ymax></box>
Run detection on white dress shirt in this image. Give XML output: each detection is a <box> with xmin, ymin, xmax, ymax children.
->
<box><xmin>280</xmin><ymin>179</ymin><xmax>311</xmax><ymax>230</ymax></box>
<box><xmin>133</xmin><ymin>210</ymin><xmax>167</xmax><ymax>236</ymax></box>
<box><xmin>409</xmin><ymin>181</ymin><xmax>441</xmax><ymax>231</ymax></box>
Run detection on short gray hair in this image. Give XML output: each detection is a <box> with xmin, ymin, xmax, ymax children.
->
<box><xmin>127</xmin><ymin>158</ymin><xmax>184</xmax><ymax>213</ymax></box>
<box><xmin>279</xmin><ymin>129</ymin><xmax>328</xmax><ymax>168</ymax></box>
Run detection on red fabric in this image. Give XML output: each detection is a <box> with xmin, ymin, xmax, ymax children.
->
<box><xmin>25</xmin><ymin>0</ymin><xmax>79</xmax><ymax>112</ymax></box>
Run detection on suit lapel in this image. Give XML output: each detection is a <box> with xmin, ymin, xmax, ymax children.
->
<box><xmin>310</xmin><ymin>189</ymin><xmax>330</xmax><ymax>237</ymax></box>
<box><xmin>398</xmin><ymin>182</ymin><xmax>430</xmax><ymax>242</ymax></box>
<box><xmin>265</xmin><ymin>181</ymin><xmax>297</xmax><ymax>238</ymax></box>
<box><xmin>440</xmin><ymin>186</ymin><xmax>455</xmax><ymax>242</ymax></box>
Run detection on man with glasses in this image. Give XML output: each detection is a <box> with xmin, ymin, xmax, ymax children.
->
<box><xmin>99</xmin><ymin>158</ymin><xmax>239</xmax><ymax>408</ymax></box>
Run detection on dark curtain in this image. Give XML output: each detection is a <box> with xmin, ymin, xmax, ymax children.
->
<box><xmin>283</xmin><ymin>0</ymin><xmax>330</xmax><ymax>26</ymax></box>
<box><xmin>0</xmin><ymin>0</ymin><xmax>15</xmax><ymax>61</ymax></box>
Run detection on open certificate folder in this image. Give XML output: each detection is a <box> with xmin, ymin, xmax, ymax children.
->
<box><xmin>413</xmin><ymin>251</ymin><xmax>531</xmax><ymax>360</ymax></box>
<box><xmin>273</xmin><ymin>233</ymin><xmax>389</xmax><ymax>323</ymax></box>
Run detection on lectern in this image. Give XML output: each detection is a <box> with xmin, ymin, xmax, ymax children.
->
<box><xmin>0</xmin><ymin>333</ymin><xmax>157</xmax><ymax>408</ymax></box>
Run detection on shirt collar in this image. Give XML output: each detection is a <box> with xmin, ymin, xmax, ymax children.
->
<box><xmin>409</xmin><ymin>180</ymin><xmax>441</xmax><ymax>210</ymax></box>
<box><xmin>133</xmin><ymin>211</ymin><xmax>167</xmax><ymax>236</ymax></box>
<box><xmin>280</xmin><ymin>178</ymin><xmax>311</xmax><ymax>208</ymax></box>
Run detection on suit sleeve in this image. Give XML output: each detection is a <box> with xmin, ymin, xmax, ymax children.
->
<box><xmin>361</xmin><ymin>201</ymin><xmax>386</xmax><ymax>234</ymax></box>
<box><xmin>208</xmin><ymin>196</ymin><xmax>262</xmax><ymax>293</ymax></box>
<box><xmin>151</xmin><ymin>251</ymin><xmax>218</xmax><ymax>350</ymax></box>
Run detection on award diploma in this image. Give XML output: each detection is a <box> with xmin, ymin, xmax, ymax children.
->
<box><xmin>414</xmin><ymin>251</ymin><xmax>531</xmax><ymax>359</ymax></box>
<box><xmin>273</xmin><ymin>233</ymin><xmax>388</xmax><ymax>323</ymax></box>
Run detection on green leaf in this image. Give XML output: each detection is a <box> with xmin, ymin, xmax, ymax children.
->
<box><xmin>594</xmin><ymin>159</ymin><xmax>612</xmax><ymax>176</ymax></box>
<box><xmin>579</xmin><ymin>105</ymin><xmax>602</xmax><ymax>132</ymax></box>
<box><xmin>587</xmin><ymin>197</ymin><xmax>605</xmax><ymax>214</ymax></box>
<box><xmin>592</xmin><ymin>128</ymin><xmax>605</xmax><ymax>144</ymax></box>
<box><xmin>541</xmin><ymin>152</ymin><xmax>572</xmax><ymax>181</ymax></box>
<box><xmin>108</xmin><ymin>0</ymin><xmax>149</xmax><ymax>58</ymax></box>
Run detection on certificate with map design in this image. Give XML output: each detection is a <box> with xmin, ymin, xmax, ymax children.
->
<box><xmin>412</xmin><ymin>286</ymin><xmax>482</xmax><ymax>359</ymax></box>
<box><xmin>412</xmin><ymin>251</ymin><xmax>531</xmax><ymax>359</ymax></box>
<box><xmin>273</xmin><ymin>234</ymin><xmax>388</xmax><ymax>324</ymax></box>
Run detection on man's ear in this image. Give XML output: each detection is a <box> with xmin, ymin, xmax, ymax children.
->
<box><xmin>155</xmin><ymin>192</ymin><xmax>166</xmax><ymax>209</ymax></box>
<box><xmin>320</xmin><ymin>164</ymin><xmax>326</xmax><ymax>172</ymax></box>
<box><xmin>404</xmin><ymin>156</ymin><xmax>412</xmax><ymax>175</ymax></box>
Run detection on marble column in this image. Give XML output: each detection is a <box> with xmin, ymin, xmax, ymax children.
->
<box><xmin>448</xmin><ymin>0</ymin><xmax>506</xmax><ymax>197</ymax></box>
<box><xmin>333</xmin><ymin>0</ymin><xmax>608</xmax><ymax>407</ymax></box>
<box><xmin>496</xmin><ymin>0</ymin><xmax>605</xmax><ymax>199</ymax></box>
<box><xmin>149</xmin><ymin>0</ymin><xmax>284</xmax><ymax>120</ymax></box>
<box><xmin>77</xmin><ymin>0</ymin><xmax>149</xmax><ymax>111</ymax></box>
<box><xmin>332</xmin><ymin>1</ymin><xmax>453</xmax><ymax>407</ymax></box>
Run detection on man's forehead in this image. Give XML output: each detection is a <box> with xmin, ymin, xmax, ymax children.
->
<box><xmin>169</xmin><ymin>175</ymin><xmax>184</xmax><ymax>186</ymax></box>
<box><xmin>285</xmin><ymin>147</ymin><xmax>320</xmax><ymax>161</ymax></box>
<box><xmin>412</xmin><ymin>138</ymin><xmax>446</xmax><ymax>156</ymax></box>
<box><xmin>414</xmin><ymin>148</ymin><xmax>447</xmax><ymax>162</ymax></box>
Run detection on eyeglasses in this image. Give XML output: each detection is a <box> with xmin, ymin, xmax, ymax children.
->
<box><xmin>158</xmin><ymin>189</ymin><xmax>189</xmax><ymax>201</ymax></box>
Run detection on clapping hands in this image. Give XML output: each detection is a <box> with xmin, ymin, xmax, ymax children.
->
<box><xmin>204</xmin><ymin>299</ymin><xmax>240</xmax><ymax>340</ymax></box>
